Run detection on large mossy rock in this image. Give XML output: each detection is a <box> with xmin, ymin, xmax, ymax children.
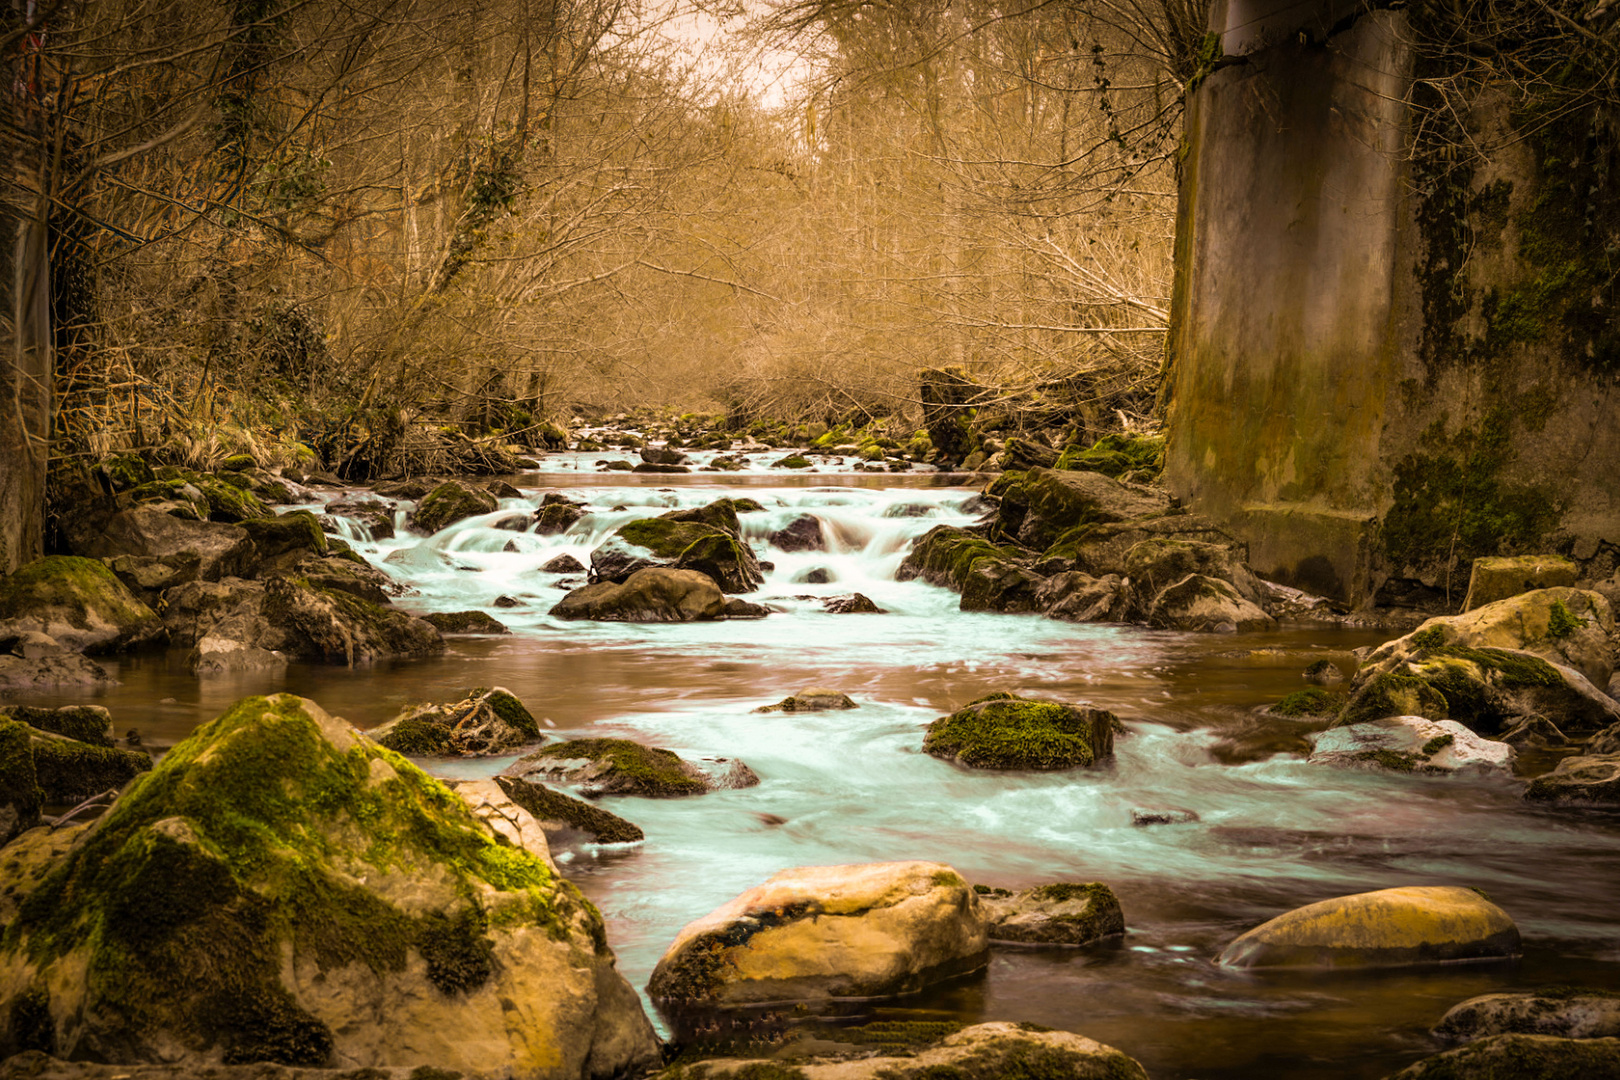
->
<box><xmin>24</xmin><ymin>726</ymin><xmax>153</xmax><ymax>803</ymax></box>
<box><xmin>589</xmin><ymin>504</ymin><xmax>763</xmax><ymax>593</ymax></box>
<box><xmin>0</xmin><ymin>694</ymin><xmax>659</xmax><ymax>1074</ymax></box>
<box><xmin>367</xmin><ymin>687</ymin><xmax>541</xmax><ymax>757</ymax></box>
<box><xmin>1435</xmin><ymin>989</ymin><xmax>1620</xmax><ymax>1042</ymax></box>
<box><xmin>0</xmin><ymin>706</ymin><xmax>113</xmax><ymax>747</ymax></box>
<box><xmin>978</xmin><ymin>882</ymin><xmax>1125</xmax><ymax>947</ymax></box>
<box><xmin>1361</xmin><ymin>588</ymin><xmax>1616</xmax><ymax>690</ymax></box>
<box><xmin>1217</xmin><ymin>886</ymin><xmax>1520</xmax><ymax>969</ymax></box>
<box><xmin>646</xmin><ymin>861</ymin><xmax>988</xmax><ymax>1006</ymax></box>
<box><xmin>660</xmin><ymin>1021</ymin><xmax>1149</xmax><ymax>1079</ymax></box>
<box><xmin>1524</xmin><ymin>754</ymin><xmax>1620</xmax><ymax>806</ymax></box>
<box><xmin>1145</xmin><ymin>574</ymin><xmax>1276</xmax><ymax>633</ymax></box>
<box><xmin>1041</xmin><ymin>512</ymin><xmax>1239</xmax><ymax>576</ymax></box>
<box><xmin>992</xmin><ymin>467</ymin><xmax>1170</xmax><ymax>551</ymax></box>
<box><xmin>549</xmin><ymin>568</ymin><xmax>725</xmax><ymax>623</ymax></box>
<box><xmin>896</xmin><ymin>525</ymin><xmax>1024</xmax><ymax>594</ymax></box>
<box><xmin>922</xmin><ymin>693</ymin><xmax>1116</xmax><ymax>770</ymax></box>
<box><xmin>242</xmin><ymin>511</ymin><xmax>328</xmax><ymax>565</ymax></box>
<box><xmin>1035</xmin><ymin>571</ymin><xmax>1129</xmax><ymax>623</ymax></box>
<box><xmin>1339</xmin><ymin>645</ymin><xmax>1620</xmax><ymax>735</ymax></box>
<box><xmin>411</xmin><ymin>480</ymin><xmax>498</xmax><ymax>535</ymax></box>
<box><xmin>261</xmin><ymin>577</ymin><xmax>443</xmax><ymax>665</ymax></box>
<box><xmin>1385</xmin><ymin>1034</ymin><xmax>1620</xmax><ymax>1079</ymax></box>
<box><xmin>1124</xmin><ymin>537</ymin><xmax>1264</xmax><ymax>609</ymax></box>
<box><xmin>0</xmin><ymin>557</ymin><xmax>165</xmax><ymax>654</ymax></box>
<box><xmin>503</xmin><ymin>738</ymin><xmax>732</xmax><ymax>798</ymax></box>
<box><xmin>673</xmin><ymin>532</ymin><xmax>763</xmax><ymax>594</ymax></box>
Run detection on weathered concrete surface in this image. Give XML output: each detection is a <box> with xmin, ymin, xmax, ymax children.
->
<box><xmin>1163</xmin><ymin>0</ymin><xmax>1620</xmax><ymax>606</ymax></box>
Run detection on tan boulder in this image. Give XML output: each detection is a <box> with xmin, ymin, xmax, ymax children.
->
<box><xmin>1462</xmin><ymin>555</ymin><xmax>1578</xmax><ymax>611</ymax></box>
<box><xmin>660</xmin><ymin>1022</ymin><xmax>1149</xmax><ymax>1079</ymax></box>
<box><xmin>451</xmin><ymin>779</ymin><xmax>556</xmax><ymax>869</ymax></box>
<box><xmin>1217</xmin><ymin>885</ymin><xmax>1520</xmax><ymax>969</ymax></box>
<box><xmin>647</xmin><ymin>861</ymin><xmax>988</xmax><ymax>1005</ymax></box>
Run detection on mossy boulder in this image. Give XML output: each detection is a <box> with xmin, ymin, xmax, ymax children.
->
<box><xmin>1386</xmin><ymin>1034</ymin><xmax>1620</xmax><ymax>1079</ymax></box>
<box><xmin>1362</xmin><ymin>588</ymin><xmax>1615</xmax><ymax>691</ymax></box>
<box><xmin>646</xmin><ymin>861</ymin><xmax>989</xmax><ymax>1006</ymax></box>
<box><xmin>1524</xmin><ymin>754</ymin><xmax>1620</xmax><ymax>806</ymax></box>
<box><xmin>1040</xmin><ymin>513</ymin><xmax>1238</xmax><ymax>577</ymax></box>
<box><xmin>290</xmin><ymin>555</ymin><xmax>396</xmax><ymax>606</ymax></box>
<box><xmin>1145</xmin><ymin>574</ymin><xmax>1276</xmax><ymax>634</ymax></box>
<box><xmin>591</xmin><ymin>505</ymin><xmax>763</xmax><ymax>593</ymax></box>
<box><xmin>659</xmin><ymin>1021</ymin><xmax>1148</xmax><ymax>1079</ymax></box>
<box><xmin>1434</xmin><ymin>989</ymin><xmax>1620</xmax><ymax>1042</ymax></box>
<box><xmin>978</xmin><ymin>882</ymin><xmax>1125</xmax><ymax>947</ymax></box>
<box><xmin>994</xmin><ymin>467</ymin><xmax>1170</xmax><ymax>551</ymax></box>
<box><xmin>1462</xmin><ymin>555</ymin><xmax>1580</xmax><ymax>611</ymax></box>
<box><xmin>96</xmin><ymin>453</ymin><xmax>154</xmax><ymax>492</ymax></box>
<box><xmin>24</xmin><ymin>727</ymin><xmax>153</xmax><ymax>803</ymax></box>
<box><xmin>1034</xmin><ymin>571</ymin><xmax>1129</xmax><ymax>623</ymax></box>
<box><xmin>368</xmin><ymin>688</ymin><xmax>541</xmax><ymax>758</ymax></box>
<box><xmin>534</xmin><ymin>502</ymin><xmax>583</xmax><ymax>535</ymax></box>
<box><xmin>923</xmin><ymin>694</ymin><xmax>1117</xmax><ymax>770</ymax></box>
<box><xmin>242</xmin><ymin>511</ymin><xmax>329</xmax><ymax>564</ymax></box>
<box><xmin>896</xmin><ymin>525</ymin><xmax>1025</xmax><ymax>594</ymax></box>
<box><xmin>126</xmin><ymin>478</ymin><xmax>210</xmax><ymax>520</ymax></box>
<box><xmin>766</xmin><ymin>515</ymin><xmax>825</xmax><ymax>552</ymax></box>
<box><xmin>550</xmin><ymin>568</ymin><xmax>726</xmax><ymax>623</ymax></box>
<box><xmin>1217</xmin><ymin>886</ymin><xmax>1520</xmax><ymax>969</ymax></box>
<box><xmin>0</xmin><ymin>706</ymin><xmax>112</xmax><ymax>747</ymax></box>
<box><xmin>421</xmin><ymin>611</ymin><xmax>510</xmax><ymax>635</ymax></box>
<box><xmin>772</xmin><ymin>455</ymin><xmax>812</xmax><ymax>469</ymax></box>
<box><xmin>1123</xmin><ymin>537</ymin><xmax>1263</xmax><ymax>609</ymax></box>
<box><xmin>1055</xmin><ymin>432</ymin><xmax>1166</xmax><ymax>481</ymax></box>
<box><xmin>0</xmin><ymin>720</ymin><xmax>43</xmax><ymax>846</ymax></box>
<box><xmin>0</xmin><ymin>556</ymin><xmax>165</xmax><ymax>654</ymax></box>
<box><xmin>411</xmin><ymin>481</ymin><xmax>498</xmax><ymax>535</ymax></box>
<box><xmin>675</xmin><ymin>533</ymin><xmax>763</xmax><ymax>593</ymax></box>
<box><xmin>259</xmin><ymin>576</ymin><xmax>443</xmax><ymax>665</ymax></box>
<box><xmin>191</xmin><ymin>474</ymin><xmax>273</xmax><ymax>523</ymax></box>
<box><xmin>495</xmin><ymin>776</ymin><xmax>645</xmax><ymax>845</ymax></box>
<box><xmin>1307</xmin><ymin>717</ymin><xmax>1515</xmax><ymax>776</ymax></box>
<box><xmin>959</xmin><ymin>559</ymin><xmax>1044</xmax><ymax>613</ymax></box>
<box><xmin>0</xmin><ymin>694</ymin><xmax>659</xmax><ymax>1072</ymax></box>
<box><xmin>503</xmin><ymin>738</ymin><xmax>716</xmax><ymax>798</ymax></box>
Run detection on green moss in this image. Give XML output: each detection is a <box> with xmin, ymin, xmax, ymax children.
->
<box><xmin>618</xmin><ymin>517</ymin><xmax>723</xmax><ymax>560</ymax></box>
<box><xmin>1028</xmin><ymin>882</ymin><xmax>1109</xmax><ymax>906</ymax></box>
<box><xmin>1337</xmin><ymin>672</ymin><xmax>1449</xmax><ymax>727</ymax></box>
<box><xmin>193</xmin><ymin>474</ymin><xmax>273</xmax><ymax>523</ymax></box>
<box><xmin>416</xmin><ymin>908</ymin><xmax>495</xmax><ymax>995</ymax></box>
<box><xmin>0</xmin><ymin>720</ymin><xmax>43</xmax><ymax>832</ymax></box>
<box><xmin>28</xmin><ymin>734</ymin><xmax>152</xmax><ymax>803</ymax></box>
<box><xmin>1387</xmin><ymin>1032</ymin><xmax>1620</xmax><ymax>1079</ymax></box>
<box><xmin>243</xmin><ymin>511</ymin><xmax>328</xmax><ymax>559</ymax></box>
<box><xmin>414</xmin><ymin>481</ymin><xmax>497</xmax><ymax>535</ymax></box>
<box><xmin>923</xmin><ymin>697</ymin><xmax>1110</xmax><ymax>770</ymax></box>
<box><xmin>1429</xmin><ymin>646</ymin><xmax>1561</xmax><ymax>689</ymax></box>
<box><xmin>1356</xmin><ymin>749</ymin><xmax>1422</xmax><ymax>772</ymax></box>
<box><xmin>1271</xmin><ymin>688</ymin><xmax>1344</xmax><ymax>718</ymax></box>
<box><xmin>1054</xmin><ymin>433</ymin><xmax>1166</xmax><ymax>481</ymax></box>
<box><xmin>525</xmin><ymin>737</ymin><xmax>708</xmax><ymax>796</ymax></box>
<box><xmin>8</xmin><ymin>984</ymin><xmax>54</xmax><ymax>1053</ymax></box>
<box><xmin>495</xmin><ymin>777</ymin><xmax>644</xmax><ymax>843</ymax></box>
<box><xmin>930</xmin><ymin>870</ymin><xmax>967</xmax><ymax>890</ymax></box>
<box><xmin>873</xmin><ymin>1042</ymin><xmax>1144</xmax><ymax>1080</ymax></box>
<box><xmin>0</xmin><ymin>556</ymin><xmax>141</xmax><ymax>627</ymax></box>
<box><xmin>99</xmin><ymin>453</ymin><xmax>155</xmax><ymax>492</ymax></box>
<box><xmin>897</xmin><ymin>525</ymin><xmax>1022</xmax><ymax>593</ymax></box>
<box><xmin>1421</xmin><ymin>733</ymin><xmax>1455</xmax><ymax>756</ymax></box>
<box><xmin>221</xmin><ymin>454</ymin><xmax>256</xmax><ymax>472</ymax></box>
<box><xmin>1546</xmin><ymin>599</ymin><xmax>1581</xmax><ymax>640</ymax></box>
<box><xmin>773</xmin><ymin>455</ymin><xmax>812</xmax><ymax>469</ymax></box>
<box><xmin>1412</xmin><ymin>626</ymin><xmax>1449</xmax><ymax>649</ymax></box>
<box><xmin>375</xmin><ymin>715</ymin><xmax>453</xmax><ymax>756</ymax></box>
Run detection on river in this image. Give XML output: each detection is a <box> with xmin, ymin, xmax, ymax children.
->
<box><xmin>35</xmin><ymin>455</ymin><xmax>1620</xmax><ymax>1079</ymax></box>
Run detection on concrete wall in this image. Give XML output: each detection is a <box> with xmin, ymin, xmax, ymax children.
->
<box><xmin>1163</xmin><ymin>0</ymin><xmax>1620</xmax><ymax>607</ymax></box>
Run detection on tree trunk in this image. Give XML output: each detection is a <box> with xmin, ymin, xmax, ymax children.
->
<box><xmin>0</xmin><ymin>151</ymin><xmax>52</xmax><ymax>574</ymax></box>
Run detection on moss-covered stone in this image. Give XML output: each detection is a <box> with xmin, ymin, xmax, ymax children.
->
<box><xmin>412</xmin><ymin>481</ymin><xmax>497</xmax><ymax>535</ymax></box>
<box><xmin>494</xmin><ymin>776</ymin><xmax>645</xmax><ymax>844</ymax></box>
<box><xmin>980</xmin><ymin>881</ymin><xmax>1125</xmax><ymax>946</ymax></box>
<box><xmin>1271</xmin><ymin>688</ymin><xmax>1343</xmax><ymax>719</ymax></box>
<box><xmin>0</xmin><ymin>705</ymin><xmax>112</xmax><ymax>747</ymax></box>
<box><xmin>369</xmin><ymin>688</ymin><xmax>539</xmax><ymax>758</ymax></box>
<box><xmin>25</xmin><ymin>728</ymin><xmax>152</xmax><ymax>804</ymax></box>
<box><xmin>259</xmin><ymin>576</ymin><xmax>442</xmax><ymax>665</ymax></box>
<box><xmin>1386</xmin><ymin>1034</ymin><xmax>1620</xmax><ymax>1079</ymax></box>
<box><xmin>0</xmin><ymin>719</ymin><xmax>44</xmax><ymax>845</ymax></box>
<box><xmin>1336</xmin><ymin>672</ymin><xmax>1450</xmax><ymax>728</ymax></box>
<box><xmin>675</xmin><ymin>533</ymin><xmax>764</xmax><ymax>594</ymax></box>
<box><xmin>923</xmin><ymin>694</ymin><xmax>1116</xmax><ymax>771</ymax></box>
<box><xmin>192</xmin><ymin>474</ymin><xmax>273</xmax><ymax>523</ymax></box>
<box><xmin>0</xmin><ymin>694</ymin><xmax>655</xmax><ymax>1072</ymax></box>
<box><xmin>1000</xmin><ymin>467</ymin><xmax>1170</xmax><ymax>551</ymax></box>
<box><xmin>243</xmin><ymin>511</ymin><xmax>328</xmax><ymax>561</ymax></box>
<box><xmin>617</xmin><ymin>517</ymin><xmax>723</xmax><ymax>560</ymax></box>
<box><xmin>771</xmin><ymin>455</ymin><xmax>812</xmax><ymax>469</ymax></box>
<box><xmin>507</xmin><ymin>738</ymin><xmax>710</xmax><ymax>797</ymax></box>
<box><xmin>420</xmin><ymin>611</ymin><xmax>510</xmax><ymax>635</ymax></box>
<box><xmin>0</xmin><ymin>556</ymin><xmax>165</xmax><ymax>654</ymax></box>
<box><xmin>896</xmin><ymin>525</ymin><xmax>1023</xmax><ymax>594</ymax></box>
<box><xmin>1055</xmin><ymin>433</ymin><xmax>1167</xmax><ymax>480</ymax></box>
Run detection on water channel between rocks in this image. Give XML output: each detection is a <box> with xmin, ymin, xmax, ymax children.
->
<box><xmin>33</xmin><ymin>462</ymin><xmax>1620</xmax><ymax>1080</ymax></box>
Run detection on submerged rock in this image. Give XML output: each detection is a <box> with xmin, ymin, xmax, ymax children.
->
<box><xmin>756</xmin><ymin>689</ymin><xmax>858</xmax><ymax>713</ymax></box>
<box><xmin>1217</xmin><ymin>885</ymin><xmax>1520</xmax><ymax>969</ymax></box>
<box><xmin>1304</xmin><ymin>659</ymin><xmax>1344</xmax><ymax>684</ymax></box>
<box><xmin>0</xmin><ymin>694</ymin><xmax>659</xmax><ymax>1074</ymax></box>
<box><xmin>551</xmin><ymin>568</ymin><xmax>726</xmax><ymax>623</ymax></box>
<box><xmin>923</xmin><ymin>693</ymin><xmax>1116</xmax><ymax>770</ymax></box>
<box><xmin>1434</xmin><ymin>988</ymin><xmax>1620</xmax><ymax>1042</ymax></box>
<box><xmin>1308</xmin><ymin>717</ymin><xmax>1515</xmax><ymax>776</ymax></box>
<box><xmin>1386</xmin><ymin>1034</ymin><xmax>1620</xmax><ymax>1079</ymax></box>
<box><xmin>495</xmin><ymin>775</ymin><xmax>645</xmax><ymax>844</ymax></box>
<box><xmin>646</xmin><ymin>861</ymin><xmax>989</xmax><ymax>1006</ymax></box>
<box><xmin>1524</xmin><ymin>754</ymin><xmax>1620</xmax><ymax>806</ymax></box>
<box><xmin>505</xmin><ymin>738</ymin><xmax>733</xmax><ymax>798</ymax></box>
<box><xmin>978</xmin><ymin>882</ymin><xmax>1125</xmax><ymax>947</ymax></box>
<box><xmin>0</xmin><ymin>556</ymin><xmax>165</xmax><ymax>654</ymax></box>
<box><xmin>367</xmin><ymin>687</ymin><xmax>542</xmax><ymax>757</ymax></box>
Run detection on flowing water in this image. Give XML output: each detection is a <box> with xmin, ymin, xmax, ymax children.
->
<box><xmin>24</xmin><ymin>456</ymin><xmax>1620</xmax><ymax>1079</ymax></box>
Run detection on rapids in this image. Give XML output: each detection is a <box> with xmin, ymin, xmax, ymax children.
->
<box><xmin>33</xmin><ymin>462</ymin><xmax>1620</xmax><ymax>1079</ymax></box>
